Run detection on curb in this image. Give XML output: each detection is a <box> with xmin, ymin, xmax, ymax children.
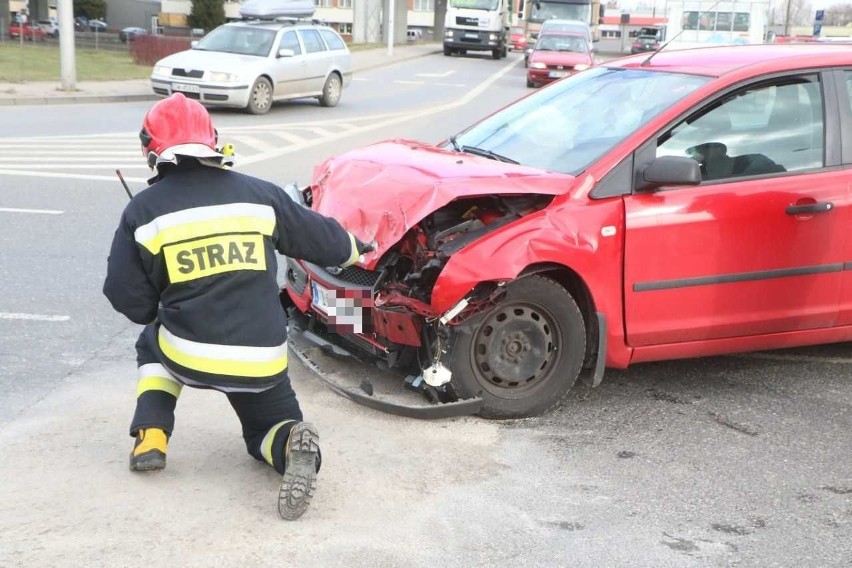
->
<box><xmin>0</xmin><ymin>46</ymin><xmax>443</xmax><ymax>107</ymax></box>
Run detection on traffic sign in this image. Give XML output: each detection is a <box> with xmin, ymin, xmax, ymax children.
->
<box><xmin>815</xmin><ymin>9</ymin><xmax>825</xmax><ymax>22</ymax></box>
<box><xmin>813</xmin><ymin>23</ymin><xmax>822</xmax><ymax>36</ymax></box>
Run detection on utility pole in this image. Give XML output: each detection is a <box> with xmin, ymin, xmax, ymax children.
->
<box><xmin>784</xmin><ymin>0</ymin><xmax>792</xmax><ymax>36</ymax></box>
<box><xmin>57</xmin><ymin>0</ymin><xmax>76</xmax><ymax>90</ymax></box>
<box><xmin>387</xmin><ymin>0</ymin><xmax>395</xmax><ymax>55</ymax></box>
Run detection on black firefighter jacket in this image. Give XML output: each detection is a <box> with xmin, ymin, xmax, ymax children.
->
<box><xmin>103</xmin><ymin>161</ymin><xmax>359</xmax><ymax>391</ymax></box>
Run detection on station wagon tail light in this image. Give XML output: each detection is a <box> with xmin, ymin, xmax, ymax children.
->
<box><xmin>574</xmin><ymin>64</ymin><xmax>590</xmax><ymax>71</ymax></box>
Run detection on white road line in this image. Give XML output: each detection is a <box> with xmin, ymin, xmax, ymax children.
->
<box><xmin>353</xmin><ymin>77</ymin><xmax>368</xmax><ymax>81</ymax></box>
<box><xmin>0</xmin><ymin>207</ymin><xmax>63</xmax><ymax>215</ymax></box>
<box><xmin>0</xmin><ymin>312</ymin><xmax>70</xmax><ymax>322</ymax></box>
<box><xmin>732</xmin><ymin>352</ymin><xmax>852</xmax><ymax>365</ymax></box>
<box><xmin>393</xmin><ymin>80</ymin><xmax>426</xmax><ymax>85</ymax></box>
<box><xmin>0</xmin><ymin>147</ymin><xmax>137</xmax><ymax>153</ymax></box>
<box><xmin>434</xmin><ymin>82</ymin><xmax>467</xmax><ymax>88</ymax></box>
<box><xmin>239</xmin><ymin>57</ymin><xmax>521</xmax><ymax>167</ymax></box>
<box><xmin>0</xmin><ymin>169</ymin><xmax>148</xmax><ymax>183</ymax></box>
<box><xmin>0</xmin><ymin>156</ymin><xmax>144</xmax><ymax>162</ymax></box>
<box><xmin>230</xmin><ymin>135</ymin><xmax>279</xmax><ymax>153</ymax></box>
<box><xmin>269</xmin><ymin>131</ymin><xmax>309</xmax><ymax>145</ymax></box>
<box><xmin>417</xmin><ymin>70</ymin><xmax>456</xmax><ymax>78</ymax></box>
<box><xmin>0</xmin><ymin>164</ymin><xmax>146</xmax><ymax>169</ymax></box>
<box><xmin>296</xmin><ymin>127</ymin><xmax>336</xmax><ymax>138</ymax></box>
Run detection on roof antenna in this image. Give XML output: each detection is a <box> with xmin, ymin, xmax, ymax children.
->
<box><xmin>641</xmin><ymin>0</ymin><xmax>725</xmax><ymax>67</ymax></box>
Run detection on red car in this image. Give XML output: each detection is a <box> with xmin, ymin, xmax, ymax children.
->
<box><xmin>509</xmin><ymin>26</ymin><xmax>527</xmax><ymax>52</ymax></box>
<box><xmin>526</xmin><ymin>32</ymin><xmax>593</xmax><ymax>88</ymax></box>
<box><xmin>283</xmin><ymin>44</ymin><xmax>852</xmax><ymax>418</ymax></box>
<box><xmin>9</xmin><ymin>21</ymin><xmax>46</xmax><ymax>41</ymax></box>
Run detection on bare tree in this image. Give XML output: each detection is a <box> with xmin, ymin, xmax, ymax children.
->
<box><xmin>824</xmin><ymin>3</ymin><xmax>852</xmax><ymax>26</ymax></box>
<box><xmin>772</xmin><ymin>0</ymin><xmax>813</xmax><ymax>31</ymax></box>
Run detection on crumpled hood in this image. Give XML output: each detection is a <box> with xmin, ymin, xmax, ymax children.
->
<box><xmin>310</xmin><ymin>139</ymin><xmax>577</xmax><ymax>263</ymax></box>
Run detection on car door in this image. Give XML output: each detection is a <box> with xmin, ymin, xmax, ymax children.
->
<box><xmin>298</xmin><ymin>29</ymin><xmax>330</xmax><ymax>94</ymax></box>
<box><xmin>271</xmin><ymin>29</ymin><xmax>309</xmax><ymax>97</ymax></box>
<box><xmin>835</xmin><ymin>69</ymin><xmax>852</xmax><ymax>327</ymax></box>
<box><xmin>623</xmin><ymin>71</ymin><xmax>846</xmax><ymax>346</ymax></box>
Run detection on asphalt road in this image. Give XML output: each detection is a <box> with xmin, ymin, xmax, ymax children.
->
<box><xmin>0</xmin><ymin>52</ymin><xmax>850</xmax><ymax>567</ymax></box>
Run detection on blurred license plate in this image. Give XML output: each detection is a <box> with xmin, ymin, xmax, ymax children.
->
<box><xmin>310</xmin><ymin>282</ymin><xmax>371</xmax><ymax>334</ymax></box>
<box><xmin>548</xmin><ymin>71</ymin><xmax>568</xmax><ymax>78</ymax></box>
<box><xmin>172</xmin><ymin>82</ymin><xmax>200</xmax><ymax>93</ymax></box>
<box><xmin>311</xmin><ymin>282</ymin><xmax>333</xmax><ymax>314</ymax></box>
<box><xmin>464</xmin><ymin>33</ymin><xmax>478</xmax><ymax>39</ymax></box>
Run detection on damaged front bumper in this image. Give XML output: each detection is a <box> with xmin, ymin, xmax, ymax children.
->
<box><xmin>287</xmin><ymin>311</ymin><xmax>482</xmax><ymax>419</ymax></box>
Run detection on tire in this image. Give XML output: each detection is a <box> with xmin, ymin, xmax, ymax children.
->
<box><xmin>501</xmin><ymin>45</ymin><xmax>508</xmax><ymax>58</ymax></box>
<box><xmin>318</xmin><ymin>73</ymin><xmax>342</xmax><ymax>108</ymax></box>
<box><xmin>246</xmin><ymin>77</ymin><xmax>273</xmax><ymax>115</ymax></box>
<box><xmin>491</xmin><ymin>49</ymin><xmax>501</xmax><ymax>60</ymax></box>
<box><xmin>526</xmin><ymin>78</ymin><xmax>535</xmax><ymax>88</ymax></box>
<box><xmin>443</xmin><ymin>46</ymin><xmax>452</xmax><ymax>56</ymax></box>
<box><xmin>446</xmin><ymin>276</ymin><xmax>586</xmax><ymax>418</ymax></box>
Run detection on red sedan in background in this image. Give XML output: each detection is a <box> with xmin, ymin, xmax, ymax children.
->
<box><xmin>526</xmin><ymin>32</ymin><xmax>593</xmax><ymax>88</ymax></box>
<box><xmin>509</xmin><ymin>26</ymin><xmax>527</xmax><ymax>51</ymax></box>
<box><xmin>9</xmin><ymin>21</ymin><xmax>46</xmax><ymax>41</ymax></box>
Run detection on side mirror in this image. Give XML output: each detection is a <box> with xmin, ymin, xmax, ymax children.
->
<box><xmin>278</xmin><ymin>48</ymin><xmax>296</xmax><ymax>58</ymax></box>
<box><xmin>638</xmin><ymin>156</ymin><xmax>702</xmax><ymax>191</ymax></box>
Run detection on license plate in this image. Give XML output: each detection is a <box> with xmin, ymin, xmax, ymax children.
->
<box><xmin>311</xmin><ymin>282</ymin><xmax>372</xmax><ymax>334</ymax></box>
<box><xmin>172</xmin><ymin>82</ymin><xmax>200</xmax><ymax>93</ymax></box>
<box><xmin>464</xmin><ymin>33</ymin><xmax>479</xmax><ymax>39</ymax></box>
<box><xmin>548</xmin><ymin>71</ymin><xmax>568</xmax><ymax>78</ymax></box>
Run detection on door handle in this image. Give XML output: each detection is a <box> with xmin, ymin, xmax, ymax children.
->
<box><xmin>786</xmin><ymin>201</ymin><xmax>834</xmax><ymax>215</ymax></box>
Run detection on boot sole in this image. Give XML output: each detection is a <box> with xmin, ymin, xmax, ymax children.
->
<box><xmin>129</xmin><ymin>449</ymin><xmax>166</xmax><ymax>471</ymax></box>
<box><xmin>278</xmin><ymin>422</ymin><xmax>319</xmax><ymax>520</ymax></box>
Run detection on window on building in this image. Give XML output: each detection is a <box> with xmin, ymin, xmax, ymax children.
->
<box><xmin>414</xmin><ymin>0</ymin><xmax>435</xmax><ymax>11</ymax></box>
<box><xmin>338</xmin><ymin>0</ymin><xmax>352</xmax><ymax>7</ymax></box>
<box><xmin>338</xmin><ymin>22</ymin><xmax>353</xmax><ymax>34</ymax></box>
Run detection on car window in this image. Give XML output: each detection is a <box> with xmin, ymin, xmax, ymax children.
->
<box><xmin>845</xmin><ymin>71</ymin><xmax>852</xmax><ymax>114</ymax></box>
<box><xmin>300</xmin><ymin>29</ymin><xmax>327</xmax><ymax>54</ymax></box>
<box><xmin>657</xmin><ymin>75</ymin><xmax>824</xmax><ymax>181</ymax></box>
<box><xmin>319</xmin><ymin>29</ymin><xmax>346</xmax><ymax>51</ymax></box>
<box><xmin>535</xmin><ymin>34</ymin><xmax>587</xmax><ymax>53</ymax></box>
<box><xmin>453</xmin><ymin>68</ymin><xmax>709</xmax><ymax>175</ymax></box>
<box><xmin>194</xmin><ymin>26</ymin><xmax>277</xmax><ymax>57</ymax></box>
<box><xmin>278</xmin><ymin>30</ymin><xmax>302</xmax><ymax>55</ymax></box>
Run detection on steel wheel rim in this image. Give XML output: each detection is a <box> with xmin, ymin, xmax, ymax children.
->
<box><xmin>252</xmin><ymin>81</ymin><xmax>271</xmax><ymax>111</ymax></box>
<box><xmin>326</xmin><ymin>76</ymin><xmax>341</xmax><ymax>104</ymax></box>
<box><xmin>470</xmin><ymin>300</ymin><xmax>561</xmax><ymax>398</ymax></box>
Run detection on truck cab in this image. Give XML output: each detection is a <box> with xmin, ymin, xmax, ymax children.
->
<box><xmin>443</xmin><ymin>0</ymin><xmax>510</xmax><ymax>60</ymax></box>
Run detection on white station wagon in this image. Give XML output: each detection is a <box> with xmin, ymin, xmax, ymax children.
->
<box><xmin>150</xmin><ymin>19</ymin><xmax>352</xmax><ymax>114</ymax></box>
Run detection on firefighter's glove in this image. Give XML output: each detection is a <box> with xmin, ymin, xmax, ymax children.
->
<box><xmin>355</xmin><ymin>237</ymin><xmax>375</xmax><ymax>255</ymax></box>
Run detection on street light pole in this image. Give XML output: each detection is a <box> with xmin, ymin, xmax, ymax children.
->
<box><xmin>387</xmin><ymin>0</ymin><xmax>395</xmax><ymax>55</ymax></box>
<box><xmin>57</xmin><ymin>0</ymin><xmax>76</xmax><ymax>90</ymax></box>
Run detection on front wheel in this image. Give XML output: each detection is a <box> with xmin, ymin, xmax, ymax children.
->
<box><xmin>446</xmin><ymin>275</ymin><xmax>586</xmax><ymax>418</ymax></box>
<box><xmin>318</xmin><ymin>73</ymin><xmax>342</xmax><ymax>107</ymax></box>
<box><xmin>443</xmin><ymin>46</ymin><xmax>452</xmax><ymax>56</ymax></box>
<box><xmin>246</xmin><ymin>77</ymin><xmax>273</xmax><ymax>115</ymax></box>
<box><xmin>491</xmin><ymin>49</ymin><xmax>501</xmax><ymax>60</ymax></box>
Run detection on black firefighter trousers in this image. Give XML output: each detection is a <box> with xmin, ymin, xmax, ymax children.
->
<box><xmin>129</xmin><ymin>325</ymin><xmax>302</xmax><ymax>475</ymax></box>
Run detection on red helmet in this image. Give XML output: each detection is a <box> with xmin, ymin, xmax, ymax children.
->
<box><xmin>140</xmin><ymin>93</ymin><xmax>223</xmax><ymax>164</ymax></box>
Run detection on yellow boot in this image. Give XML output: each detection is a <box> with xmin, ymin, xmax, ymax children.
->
<box><xmin>129</xmin><ymin>428</ymin><xmax>168</xmax><ymax>471</ymax></box>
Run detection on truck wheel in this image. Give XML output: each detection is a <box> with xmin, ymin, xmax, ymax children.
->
<box><xmin>501</xmin><ymin>45</ymin><xmax>508</xmax><ymax>58</ymax></box>
<box><xmin>444</xmin><ymin>46</ymin><xmax>452</xmax><ymax>56</ymax></box>
<box><xmin>318</xmin><ymin>73</ymin><xmax>342</xmax><ymax>107</ymax></box>
<box><xmin>246</xmin><ymin>77</ymin><xmax>273</xmax><ymax>115</ymax></box>
<box><xmin>492</xmin><ymin>49</ymin><xmax>501</xmax><ymax>60</ymax></box>
<box><xmin>445</xmin><ymin>275</ymin><xmax>586</xmax><ymax>418</ymax></box>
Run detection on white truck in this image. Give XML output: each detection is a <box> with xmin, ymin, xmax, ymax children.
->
<box><xmin>443</xmin><ymin>0</ymin><xmax>511</xmax><ymax>60</ymax></box>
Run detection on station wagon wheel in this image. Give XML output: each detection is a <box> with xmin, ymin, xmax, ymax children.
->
<box><xmin>447</xmin><ymin>275</ymin><xmax>586</xmax><ymax>418</ymax></box>
<box><xmin>246</xmin><ymin>77</ymin><xmax>272</xmax><ymax>115</ymax></box>
<box><xmin>318</xmin><ymin>73</ymin><xmax>342</xmax><ymax>108</ymax></box>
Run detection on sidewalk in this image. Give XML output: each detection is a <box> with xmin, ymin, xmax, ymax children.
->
<box><xmin>0</xmin><ymin>42</ymin><xmax>442</xmax><ymax>106</ymax></box>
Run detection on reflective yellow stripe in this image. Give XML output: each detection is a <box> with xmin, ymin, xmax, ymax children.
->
<box><xmin>136</xmin><ymin>364</ymin><xmax>183</xmax><ymax>398</ymax></box>
<box><xmin>133</xmin><ymin>204</ymin><xmax>276</xmax><ymax>255</ymax></box>
<box><xmin>342</xmin><ymin>232</ymin><xmax>359</xmax><ymax>267</ymax></box>
<box><xmin>260</xmin><ymin>420</ymin><xmax>295</xmax><ymax>466</ymax></box>
<box><xmin>163</xmin><ymin>233</ymin><xmax>266</xmax><ymax>283</ymax></box>
<box><xmin>158</xmin><ymin>328</ymin><xmax>288</xmax><ymax>378</ymax></box>
<box><xmin>141</xmin><ymin>217</ymin><xmax>275</xmax><ymax>255</ymax></box>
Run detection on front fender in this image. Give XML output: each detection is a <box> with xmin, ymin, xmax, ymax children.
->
<box><xmin>430</xmin><ymin>194</ymin><xmax>630</xmax><ymax>367</ymax></box>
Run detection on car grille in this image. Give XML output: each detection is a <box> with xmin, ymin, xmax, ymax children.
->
<box><xmin>172</xmin><ymin>68</ymin><xmax>204</xmax><ymax>79</ymax></box>
<box><xmin>547</xmin><ymin>64</ymin><xmax>574</xmax><ymax>71</ymax></box>
<box><xmin>456</xmin><ymin>16</ymin><xmax>479</xmax><ymax>26</ymax></box>
<box><xmin>324</xmin><ymin>265</ymin><xmax>382</xmax><ymax>288</ymax></box>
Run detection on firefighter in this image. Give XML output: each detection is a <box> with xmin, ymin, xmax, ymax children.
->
<box><xmin>103</xmin><ymin>93</ymin><xmax>372</xmax><ymax>520</ymax></box>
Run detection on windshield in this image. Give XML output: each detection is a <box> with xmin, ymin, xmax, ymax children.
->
<box><xmin>451</xmin><ymin>68</ymin><xmax>710</xmax><ymax>175</ymax></box>
<box><xmin>535</xmin><ymin>34</ymin><xmax>588</xmax><ymax>52</ymax></box>
<box><xmin>530</xmin><ymin>2</ymin><xmax>591</xmax><ymax>23</ymax></box>
<box><xmin>450</xmin><ymin>0</ymin><xmax>499</xmax><ymax>10</ymax></box>
<box><xmin>193</xmin><ymin>26</ymin><xmax>277</xmax><ymax>57</ymax></box>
